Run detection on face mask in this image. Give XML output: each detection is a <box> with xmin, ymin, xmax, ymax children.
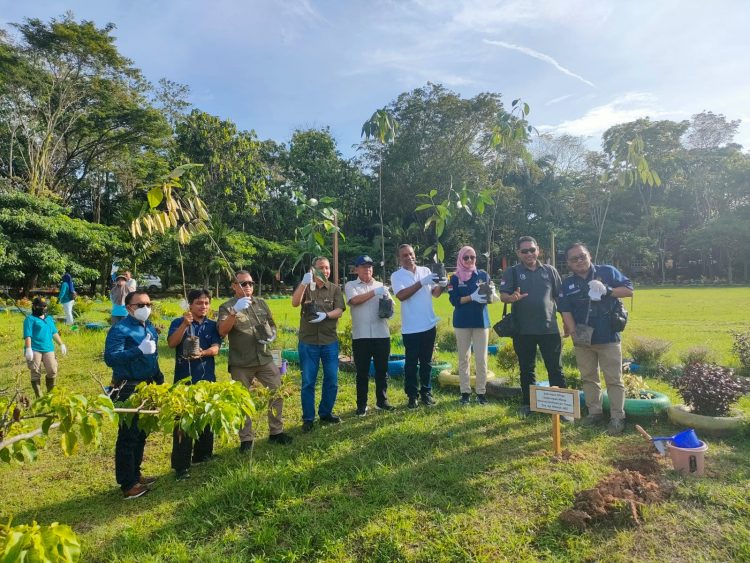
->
<box><xmin>132</xmin><ymin>306</ymin><xmax>151</xmax><ymax>322</ymax></box>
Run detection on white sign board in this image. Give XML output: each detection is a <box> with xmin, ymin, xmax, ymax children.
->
<box><xmin>530</xmin><ymin>386</ymin><xmax>581</xmax><ymax>418</ymax></box>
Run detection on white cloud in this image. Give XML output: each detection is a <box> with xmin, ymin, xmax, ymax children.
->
<box><xmin>545</xmin><ymin>94</ymin><xmax>573</xmax><ymax>106</ymax></box>
<box><xmin>484</xmin><ymin>39</ymin><xmax>595</xmax><ymax>88</ymax></box>
<box><xmin>450</xmin><ymin>0</ymin><xmax>613</xmax><ymax>31</ymax></box>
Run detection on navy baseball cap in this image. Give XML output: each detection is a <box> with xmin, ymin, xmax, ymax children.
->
<box><xmin>354</xmin><ymin>255</ymin><xmax>374</xmax><ymax>266</ymax></box>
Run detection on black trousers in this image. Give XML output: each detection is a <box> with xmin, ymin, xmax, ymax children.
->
<box><xmin>115</xmin><ymin>415</ymin><xmax>147</xmax><ymax>491</ymax></box>
<box><xmin>171</xmin><ymin>427</ymin><xmax>214</xmax><ymax>472</ymax></box>
<box><xmin>512</xmin><ymin>333</ymin><xmax>566</xmax><ymax>406</ymax></box>
<box><xmin>403</xmin><ymin>326</ymin><xmax>436</xmax><ymax>398</ymax></box>
<box><xmin>352</xmin><ymin>337</ymin><xmax>391</xmax><ymax>408</ymax></box>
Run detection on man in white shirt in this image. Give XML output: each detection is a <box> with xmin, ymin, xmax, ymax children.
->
<box><xmin>345</xmin><ymin>255</ymin><xmax>395</xmax><ymax>416</ymax></box>
<box><xmin>390</xmin><ymin>244</ymin><xmax>447</xmax><ymax>408</ymax></box>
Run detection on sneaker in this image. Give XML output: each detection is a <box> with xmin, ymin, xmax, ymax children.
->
<box><xmin>421</xmin><ymin>393</ymin><xmax>436</xmax><ymax>407</ymax></box>
<box><xmin>239</xmin><ymin>440</ymin><xmax>254</xmax><ymax>453</ymax></box>
<box><xmin>517</xmin><ymin>405</ymin><xmax>531</xmax><ymax>418</ymax></box>
<box><xmin>580</xmin><ymin>413</ymin><xmax>605</xmax><ymax>427</ymax></box>
<box><xmin>375</xmin><ymin>402</ymin><xmax>396</xmax><ymax>412</ymax></box>
<box><xmin>476</xmin><ymin>394</ymin><xmax>488</xmax><ymax>406</ymax></box>
<box><xmin>459</xmin><ymin>393</ymin><xmax>471</xmax><ymax>406</ymax></box>
<box><xmin>320</xmin><ymin>414</ymin><xmax>342</xmax><ymax>424</ymax></box>
<box><xmin>175</xmin><ymin>470</ymin><xmax>191</xmax><ymax>481</ymax></box>
<box><xmin>356</xmin><ymin>406</ymin><xmax>368</xmax><ymax>417</ymax></box>
<box><xmin>407</xmin><ymin>397</ymin><xmax>419</xmax><ymax>409</ymax></box>
<box><xmin>123</xmin><ymin>483</ymin><xmax>149</xmax><ymax>500</ymax></box>
<box><xmin>302</xmin><ymin>420</ymin><xmax>314</xmax><ymax>433</ymax></box>
<box><xmin>269</xmin><ymin>432</ymin><xmax>293</xmax><ymax>445</ymax></box>
<box><xmin>607</xmin><ymin>418</ymin><xmax>626</xmax><ymax>436</ymax></box>
<box><xmin>139</xmin><ymin>475</ymin><xmax>157</xmax><ymax>486</ymax></box>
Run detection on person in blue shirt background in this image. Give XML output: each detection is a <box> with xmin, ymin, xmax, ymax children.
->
<box><xmin>167</xmin><ymin>288</ymin><xmax>222</xmax><ymax>479</ymax></box>
<box><xmin>104</xmin><ymin>289</ymin><xmax>164</xmax><ymax>499</ymax></box>
<box><xmin>448</xmin><ymin>245</ymin><xmax>497</xmax><ymax>406</ymax></box>
<box><xmin>109</xmin><ymin>273</ymin><xmax>132</xmax><ymax>325</ymax></box>
<box><xmin>23</xmin><ymin>297</ymin><xmax>67</xmax><ymax>397</ymax></box>
<box><xmin>558</xmin><ymin>242</ymin><xmax>634</xmax><ymax>436</ymax></box>
<box><xmin>58</xmin><ymin>271</ymin><xmax>77</xmax><ymax>325</ymax></box>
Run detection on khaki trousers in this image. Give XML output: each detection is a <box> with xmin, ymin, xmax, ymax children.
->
<box><xmin>230</xmin><ymin>361</ymin><xmax>284</xmax><ymax>442</ymax></box>
<box><xmin>27</xmin><ymin>351</ymin><xmax>58</xmax><ymax>383</ymax></box>
<box><xmin>574</xmin><ymin>342</ymin><xmax>625</xmax><ymax>420</ymax></box>
<box><xmin>455</xmin><ymin>328</ymin><xmax>489</xmax><ymax>394</ymax></box>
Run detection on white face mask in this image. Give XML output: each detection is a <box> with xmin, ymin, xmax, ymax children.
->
<box><xmin>132</xmin><ymin>306</ymin><xmax>151</xmax><ymax>322</ymax></box>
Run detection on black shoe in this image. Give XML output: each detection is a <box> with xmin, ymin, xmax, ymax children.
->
<box><xmin>476</xmin><ymin>394</ymin><xmax>488</xmax><ymax>405</ymax></box>
<box><xmin>269</xmin><ymin>432</ymin><xmax>293</xmax><ymax>444</ymax></box>
<box><xmin>407</xmin><ymin>397</ymin><xmax>419</xmax><ymax>409</ymax></box>
<box><xmin>239</xmin><ymin>440</ymin><xmax>253</xmax><ymax>453</ymax></box>
<box><xmin>356</xmin><ymin>406</ymin><xmax>368</xmax><ymax>417</ymax></box>
<box><xmin>459</xmin><ymin>393</ymin><xmax>471</xmax><ymax>406</ymax></box>
<box><xmin>421</xmin><ymin>393</ymin><xmax>436</xmax><ymax>407</ymax></box>
<box><xmin>175</xmin><ymin>469</ymin><xmax>191</xmax><ymax>481</ymax></box>
<box><xmin>375</xmin><ymin>402</ymin><xmax>396</xmax><ymax>411</ymax></box>
<box><xmin>517</xmin><ymin>405</ymin><xmax>531</xmax><ymax>418</ymax></box>
<box><xmin>302</xmin><ymin>420</ymin><xmax>314</xmax><ymax>433</ymax></box>
<box><xmin>320</xmin><ymin>414</ymin><xmax>342</xmax><ymax>424</ymax></box>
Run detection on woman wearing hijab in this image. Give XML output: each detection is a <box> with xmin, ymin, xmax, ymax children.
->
<box><xmin>447</xmin><ymin>246</ymin><xmax>497</xmax><ymax>405</ymax></box>
<box><xmin>59</xmin><ymin>271</ymin><xmax>77</xmax><ymax>325</ymax></box>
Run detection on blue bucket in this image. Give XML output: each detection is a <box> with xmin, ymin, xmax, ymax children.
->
<box><xmin>653</xmin><ymin>428</ymin><xmax>702</xmax><ymax>449</ymax></box>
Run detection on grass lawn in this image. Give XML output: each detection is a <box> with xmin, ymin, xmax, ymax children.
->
<box><xmin>1</xmin><ymin>286</ymin><xmax>749</xmax><ymax>561</ymax></box>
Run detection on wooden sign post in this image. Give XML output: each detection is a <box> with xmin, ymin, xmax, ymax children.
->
<box><xmin>529</xmin><ymin>385</ymin><xmax>581</xmax><ymax>456</ymax></box>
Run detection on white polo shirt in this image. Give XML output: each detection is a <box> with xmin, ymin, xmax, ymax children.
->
<box><xmin>344</xmin><ymin>278</ymin><xmax>391</xmax><ymax>340</ymax></box>
<box><xmin>390</xmin><ymin>266</ymin><xmax>439</xmax><ymax>335</ymax></box>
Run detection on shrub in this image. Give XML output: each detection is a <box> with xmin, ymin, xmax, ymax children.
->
<box><xmin>46</xmin><ymin>296</ymin><xmax>63</xmax><ymax>316</ymax></box>
<box><xmin>675</xmin><ymin>362</ymin><xmax>749</xmax><ymax>417</ymax></box>
<box><xmin>561</xmin><ymin>346</ymin><xmax>577</xmax><ymax>368</ymax></box>
<box><xmin>435</xmin><ymin>322</ymin><xmax>457</xmax><ymax>352</ymax></box>
<box><xmin>626</xmin><ymin>337</ymin><xmax>671</xmax><ymax>366</ymax></box>
<box><xmin>731</xmin><ymin>329</ymin><xmax>750</xmax><ymax>375</ymax></box>
<box><xmin>337</xmin><ymin>319</ymin><xmax>353</xmax><ymax>358</ymax></box>
<box><xmin>495</xmin><ymin>341</ymin><xmax>518</xmax><ymax>372</ymax></box>
<box><xmin>72</xmin><ymin>298</ymin><xmax>94</xmax><ymax>319</ymax></box>
<box><xmin>679</xmin><ymin>346</ymin><xmax>716</xmax><ymax>366</ymax></box>
<box><xmin>564</xmin><ymin>369</ymin><xmax>582</xmax><ymax>390</ymax></box>
<box><xmin>622</xmin><ymin>373</ymin><xmax>654</xmax><ymax>399</ymax></box>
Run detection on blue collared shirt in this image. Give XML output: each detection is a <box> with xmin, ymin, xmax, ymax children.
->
<box><xmin>558</xmin><ymin>264</ymin><xmax>633</xmax><ymax>344</ymax></box>
<box><xmin>104</xmin><ymin>315</ymin><xmax>163</xmax><ymax>384</ymax></box>
<box><xmin>23</xmin><ymin>315</ymin><xmax>58</xmax><ymax>353</ymax></box>
<box><xmin>168</xmin><ymin>317</ymin><xmax>222</xmax><ymax>383</ymax></box>
<box><xmin>448</xmin><ymin>270</ymin><xmax>491</xmax><ymax>329</ymax></box>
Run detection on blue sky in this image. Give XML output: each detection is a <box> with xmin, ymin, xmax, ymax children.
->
<box><xmin>2</xmin><ymin>0</ymin><xmax>749</xmax><ymax>156</ymax></box>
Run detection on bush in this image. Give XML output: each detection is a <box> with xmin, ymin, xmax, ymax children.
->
<box><xmin>46</xmin><ymin>296</ymin><xmax>63</xmax><ymax>316</ymax></box>
<box><xmin>564</xmin><ymin>369</ymin><xmax>582</xmax><ymax>390</ymax></box>
<box><xmin>562</xmin><ymin>346</ymin><xmax>577</xmax><ymax>368</ymax></box>
<box><xmin>495</xmin><ymin>341</ymin><xmax>518</xmax><ymax>372</ymax></box>
<box><xmin>679</xmin><ymin>346</ymin><xmax>716</xmax><ymax>367</ymax></box>
<box><xmin>337</xmin><ymin>319</ymin><xmax>353</xmax><ymax>358</ymax></box>
<box><xmin>72</xmin><ymin>298</ymin><xmax>94</xmax><ymax>319</ymax></box>
<box><xmin>622</xmin><ymin>373</ymin><xmax>654</xmax><ymax>399</ymax></box>
<box><xmin>731</xmin><ymin>329</ymin><xmax>750</xmax><ymax>375</ymax></box>
<box><xmin>675</xmin><ymin>362</ymin><xmax>749</xmax><ymax>417</ymax></box>
<box><xmin>626</xmin><ymin>337</ymin><xmax>671</xmax><ymax>366</ymax></box>
<box><xmin>435</xmin><ymin>322</ymin><xmax>457</xmax><ymax>352</ymax></box>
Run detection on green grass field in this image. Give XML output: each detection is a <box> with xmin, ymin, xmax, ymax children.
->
<box><xmin>1</xmin><ymin>287</ymin><xmax>749</xmax><ymax>561</ymax></box>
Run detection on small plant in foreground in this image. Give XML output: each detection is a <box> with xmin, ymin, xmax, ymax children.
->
<box><xmin>731</xmin><ymin>329</ymin><xmax>750</xmax><ymax>375</ymax></box>
<box><xmin>0</xmin><ymin>519</ymin><xmax>81</xmax><ymax>562</ymax></box>
<box><xmin>627</xmin><ymin>336</ymin><xmax>671</xmax><ymax>366</ymax></box>
<box><xmin>622</xmin><ymin>373</ymin><xmax>654</xmax><ymax>399</ymax></box>
<box><xmin>675</xmin><ymin>362</ymin><xmax>749</xmax><ymax>417</ymax></box>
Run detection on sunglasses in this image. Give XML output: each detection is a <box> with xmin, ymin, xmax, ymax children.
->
<box><xmin>567</xmin><ymin>253</ymin><xmax>589</xmax><ymax>263</ymax></box>
<box><xmin>237</xmin><ymin>281</ymin><xmax>255</xmax><ymax>287</ymax></box>
<box><xmin>462</xmin><ymin>255</ymin><xmax>476</xmax><ymax>261</ymax></box>
<box><xmin>519</xmin><ymin>248</ymin><xmax>537</xmax><ymax>254</ymax></box>
<box><xmin>130</xmin><ymin>302</ymin><xmax>151</xmax><ymax>308</ymax></box>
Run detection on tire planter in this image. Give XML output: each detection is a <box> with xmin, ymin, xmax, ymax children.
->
<box><xmin>667</xmin><ymin>404</ymin><xmax>746</xmax><ymax>436</ymax></box>
<box><xmin>368</xmin><ymin>354</ymin><xmax>406</xmax><ymax>377</ymax></box>
<box><xmin>84</xmin><ymin>321</ymin><xmax>108</xmax><ymax>331</ymax></box>
<box><xmin>487</xmin><ymin>344</ymin><xmax>498</xmax><ymax>355</ymax></box>
<box><xmin>485</xmin><ymin>377</ymin><xmax>518</xmax><ymax>398</ymax></box>
<box><xmin>282</xmin><ymin>348</ymin><xmax>300</xmax><ymax>363</ymax></box>
<box><xmin>601</xmin><ymin>390</ymin><xmax>671</xmax><ymax>418</ymax></box>
<box><xmin>430</xmin><ymin>361</ymin><xmax>452</xmax><ymax>378</ymax></box>
<box><xmin>437</xmin><ymin>370</ymin><xmax>497</xmax><ymax>388</ymax></box>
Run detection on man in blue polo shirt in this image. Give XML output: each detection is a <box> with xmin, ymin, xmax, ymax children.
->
<box><xmin>558</xmin><ymin>243</ymin><xmax>634</xmax><ymax>436</ymax></box>
<box><xmin>23</xmin><ymin>297</ymin><xmax>67</xmax><ymax>397</ymax></box>
<box><xmin>167</xmin><ymin>288</ymin><xmax>222</xmax><ymax>479</ymax></box>
<box><xmin>104</xmin><ymin>289</ymin><xmax>164</xmax><ymax>499</ymax></box>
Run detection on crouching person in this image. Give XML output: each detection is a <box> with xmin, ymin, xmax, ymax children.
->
<box><xmin>167</xmin><ymin>289</ymin><xmax>222</xmax><ymax>479</ymax></box>
<box><xmin>104</xmin><ymin>290</ymin><xmax>164</xmax><ymax>499</ymax></box>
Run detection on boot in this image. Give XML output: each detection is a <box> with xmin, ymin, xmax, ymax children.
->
<box><xmin>45</xmin><ymin>378</ymin><xmax>55</xmax><ymax>393</ymax></box>
<box><xmin>31</xmin><ymin>381</ymin><xmax>42</xmax><ymax>398</ymax></box>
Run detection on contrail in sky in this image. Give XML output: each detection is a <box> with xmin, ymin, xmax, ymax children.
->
<box><xmin>484</xmin><ymin>39</ymin><xmax>596</xmax><ymax>88</ymax></box>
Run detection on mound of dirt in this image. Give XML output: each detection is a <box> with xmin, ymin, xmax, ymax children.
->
<box><xmin>560</xmin><ymin>470</ymin><xmax>670</xmax><ymax>529</ymax></box>
<box><xmin>613</xmin><ymin>456</ymin><xmax>663</xmax><ymax>475</ymax></box>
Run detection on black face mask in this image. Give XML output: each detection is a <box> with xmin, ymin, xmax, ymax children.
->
<box><xmin>32</xmin><ymin>307</ymin><xmax>47</xmax><ymax>317</ymax></box>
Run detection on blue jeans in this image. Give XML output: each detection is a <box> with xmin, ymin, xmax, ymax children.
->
<box><xmin>299</xmin><ymin>340</ymin><xmax>339</xmax><ymax>422</ymax></box>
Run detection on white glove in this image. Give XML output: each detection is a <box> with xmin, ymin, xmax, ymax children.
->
<box><xmin>25</xmin><ymin>347</ymin><xmax>34</xmax><ymax>362</ymax></box>
<box><xmin>374</xmin><ymin>286</ymin><xmax>386</xmax><ymax>297</ymax></box>
<box><xmin>438</xmin><ymin>277</ymin><xmax>449</xmax><ymax>288</ymax></box>
<box><xmin>258</xmin><ymin>329</ymin><xmax>277</xmax><ymax>345</ymax></box>
<box><xmin>302</xmin><ymin>272</ymin><xmax>313</xmax><ymax>285</ymax></box>
<box><xmin>470</xmin><ymin>288</ymin><xmax>488</xmax><ymax>304</ymax></box>
<box><xmin>233</xmin><ymin>296</ymin><xmax>251</xmax><ymax>313</ymax></box>
<box><xmin>138</xmin><ymin>333</ymin><xmax>157</xmax><ymax>355</ymax></box>
<box><xmin>309</xmin><ymin>312</ymin><xmax>328</xmax><ymax>323</ymax></box>
<box><xmin>420</xmin><ymin>273</ymin><xmax>438</xmax><ymax>286</ymax></box>
<box><xmin>60</xmin><ymin>343</ymin><xmax>67</xmax><ymax>356</ymax></box>
<box><xmin>588</xmin><ymin>280</ymin><xmax>607</xmax><ymax>301</ymax></box>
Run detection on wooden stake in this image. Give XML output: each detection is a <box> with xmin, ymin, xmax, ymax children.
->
<box><xmin>552</xmin><ymin>413</ymin><xmax>561</xmax><ymax>456</ymax></box>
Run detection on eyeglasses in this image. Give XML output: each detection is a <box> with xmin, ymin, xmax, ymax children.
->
<box><xmin>237</xmin><ymin>281</ymin><xmax>255</xmax><ymax>287</ymax></box>
<box><xmin>462</xmin><ymin>255</ymin><xmax>476</xmax><ymax>261</ymax></box>
<box><xmin>567</xmin><ymin>254</ymin><xmax>589</xmax><ymax>263</ymax></box>
<box><xmin>130</xmin><ymin>302</ymin><xmax>151</xmax><ymax>308</ymax></box>
<box><xmin>519</xmin><ymin>248</ymin><xmax>537</xmax><ymax>254</ymax></box>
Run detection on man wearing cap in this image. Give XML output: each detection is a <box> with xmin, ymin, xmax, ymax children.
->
<box><xmin>345</xmin><ymin>255</ymin><xmax>395</xmax><ymax>416</ymax></box>
<box><xmin>390</xmin><ymin>244</ymin><xmax>447</xmax><ymax>408</ymax></box>
<box><xmin>292</xmin><ymin>256</ymin><xmax>346</xmax><ymax>432</ymax></box>
<box><xmin>218</xmin><ymin>270</ymin><xmax>292</xmax><ymax>451</ymax></box>
<box><xmin>23</xmin><ymin>297</ymin><xmax>67</xmax><ymax>397</ymax></box>
<box><xmin>110</xmin><ymin>273</ymin><xmax>133</xmax><ymax>325</ymax></box>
